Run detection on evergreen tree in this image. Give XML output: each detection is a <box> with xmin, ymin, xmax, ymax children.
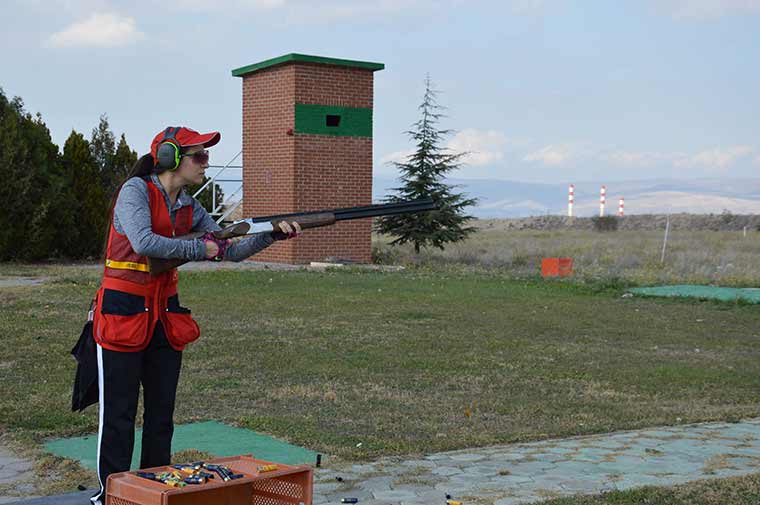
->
<box><xmin>112</xmin><ymin>133</ymin><xmax>138</xmax><ymax>196</ymax></box>
<box><xmin>91</xmin><ymin>113</ymin><xmax>117</xmax><ymax>195</ymax></box>
<box><xmin>61</xmin><ymin>131</ymin><xmax>108</xmax><ymax>258</ymax></box>
<box><xmin>377</xmin><ymin>76</ymin><xmax>477</xmax><ymax>252</ymax></box>
<box><xmin>0</xmin><ymin>89</ymin><xmax>64</xmax><ymax>260</ymax></box>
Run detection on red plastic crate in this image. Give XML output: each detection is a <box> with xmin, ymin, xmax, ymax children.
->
<box><xmin>106</xmin><ymin>455</ymin><xmax>313</xmax><ymax>505</ymax></box>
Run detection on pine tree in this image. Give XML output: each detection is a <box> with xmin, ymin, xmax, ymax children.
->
<box><xmin>377</xmin><ymin>76</ymin><xmax>477</xmax><ymax>253</ymax></box>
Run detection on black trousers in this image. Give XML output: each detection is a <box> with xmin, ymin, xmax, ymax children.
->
<box><xmin>91</xmin><ymin>321</ymin><xmax>182</xmax><ymax>505</ymax></box>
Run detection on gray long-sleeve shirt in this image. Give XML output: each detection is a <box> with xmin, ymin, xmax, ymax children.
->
<box><xmin>113</xmin><ymin>175</ymin><xmax>274</xmax><ymax>261</ymax></box>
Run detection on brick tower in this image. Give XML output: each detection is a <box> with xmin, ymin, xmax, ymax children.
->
<box><xmin>232</xmin><ymin>53</ymin><xmax>384</xmax><ymax>264</ymax></box>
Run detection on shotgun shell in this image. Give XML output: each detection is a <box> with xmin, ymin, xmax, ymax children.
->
<box><xmin>447</xmin><ymin>501</ymin><xmax>463</xmax><ymax>505</ymax></box>
<box><xmin>184</xmin><ymin>475</ymin><xmax>206</xmax><ymax>485</ymax></box>
<box><xmin>258</xmin><ymin>464</ymin><xmax>278</xmax><ymax>472</ymax></box>
<box><xmin>136</xmin><ymin>472</ymin><xmax>157</xmax><ymax>481</ymax></box>
<box><xmin>341</xmin><ymin>499</ymin><xmax>359</xmax><ymax>504</ymax></box>
<box><xmin>217</xmin><ymin>467</ymin><xmax>233</xmax><ymax>481</ymax></box>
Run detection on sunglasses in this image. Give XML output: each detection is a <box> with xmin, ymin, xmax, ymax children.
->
<box><xmin>181</xmin><ymin>149</ymin><xmax>209</xmax><ymax>165</ymax></box>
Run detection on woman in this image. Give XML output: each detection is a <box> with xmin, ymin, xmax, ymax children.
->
<box><xmin>88</xmin><ymin>126</ymin><xmax>300</xmax><ymax>505</ymax></box>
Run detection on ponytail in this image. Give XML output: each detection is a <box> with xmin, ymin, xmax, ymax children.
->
<box><xmin>100</xmin><ymin>153</ymin><xmax>157</xmax><ymax>260</ymax></box>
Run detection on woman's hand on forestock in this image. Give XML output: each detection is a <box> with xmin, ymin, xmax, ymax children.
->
<box><xmin>275</xmin><ymin>220</ymin><xmax>302</xmax><ymax>240</ymax></box>
<box><xmin>202</xmin><ymin>232</ymin><xmax>229</xmax><ymax>261</ymax></box>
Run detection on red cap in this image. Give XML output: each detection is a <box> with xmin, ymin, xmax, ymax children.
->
<box><xmin>150</xmin><ymin>126</ymin><xmax>221</xmax><ymax>161</ymax></box>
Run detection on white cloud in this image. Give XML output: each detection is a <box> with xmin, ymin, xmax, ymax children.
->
<box><xmin>446</xmin><ymin>129</ymin><xmax>508</xmax><ymax>166</ymax></box>
<box><xmin>380</xmin><ymin>149</ymin><xmax>415</xmax><ymax>165</ymax></box>
<box><xmin>754</xmin><ymin>155</ymin><xmax>760</xmax><ymax>167</ymax></box>
<box><xmin>598</xmin><ymin>149</ymin><xmax>685</xmax><ymax>169</ymax></box>
<box><xmin>522</xmin><ymin>144</ymin><xmax>579</xmax><ymax>166</ymax></box>
<box><xmin>661</xmin><ymin>0</ymin><xmax>760</xmax><ymax>19</ymax></box>
<box><xmin>673</xmin><ymin>145</ymin><xmax>754</xmax><ymax>172</ymax></box>
<box><xmin>48</xmin><ymin>13</ymin><xmax>144</xmax><ymax>48</ymax></box>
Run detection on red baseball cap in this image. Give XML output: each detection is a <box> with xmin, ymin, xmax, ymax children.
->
<box><xmin>150</xmin><ymin>126</ymin><xmax>221</xmax><ymax>161</ymax></box>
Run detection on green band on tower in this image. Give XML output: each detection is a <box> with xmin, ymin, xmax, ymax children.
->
<box><xmin>294</xmin><ymin>104</ymin><xmax>373</xmax><ymax>138</ymax></box>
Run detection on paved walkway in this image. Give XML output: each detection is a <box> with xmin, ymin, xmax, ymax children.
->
<box><xmin>5</xmin><ymin>419</ymin><xmax>760</xmax><ymax>504</ymax></box>
<box><xmin>0</xmin><ymin>446</ymin><xmax>38</xmax><ymax>504</ymax></box>
<box><xmin>314</xmin><ymin>419</ymin><xmax>760</xmax><ymax>505</ymax></box>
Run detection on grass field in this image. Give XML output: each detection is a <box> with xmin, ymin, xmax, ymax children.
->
<box><xmin>1</xmin><ymin>243</ymin><xmax>760</xmax><ymax>500</ymax></box>
<box><xmin>373</xmin><ymin>227</ymin><xmax>760</xmax><ymax>286</ymax></box>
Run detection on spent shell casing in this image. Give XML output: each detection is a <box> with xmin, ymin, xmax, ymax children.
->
<box><xmin>341</xmin><ymin>499</ymin><xmax>359</xmax><ymax>504</ymax></box>
<box><xmin>258</xmin><ymin>464</ymin><xmax>278</xmax><ymax>472</ymax></box>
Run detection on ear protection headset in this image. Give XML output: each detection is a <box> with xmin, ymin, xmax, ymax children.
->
<box><xmin>155</xmin><ymin>127</ymin><xmax>182</xmax><ymax>171</ymax></box>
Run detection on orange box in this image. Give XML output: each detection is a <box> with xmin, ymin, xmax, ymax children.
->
<box><xmin>541</xmin><ymin>257</ymin><xmax>573</xmax><ymax>278</ymax></box>
<box><xmin>106</xmin><ymin>455</ymin><xmax>313</xmax><ymax>505</ymax></box>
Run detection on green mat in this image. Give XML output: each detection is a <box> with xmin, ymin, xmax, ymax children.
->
<box><xmin>44</xmin><ymin>421</ymin><xmax>317</xmax><ymax>470</ymax></box>
<box><xmin>629</xmin><ymin>285</ymin><xmax>760</xmax><ymax>303</ymax></box>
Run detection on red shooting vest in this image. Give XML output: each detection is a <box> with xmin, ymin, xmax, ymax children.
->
<box><xmin>93</xmin><ymin>178</ymin><xmax>200</xmax><ymax>352</ymax></box>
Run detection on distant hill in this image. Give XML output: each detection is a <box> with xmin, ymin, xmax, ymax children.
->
<box><xmin>373</xmin><ymin>177</ymin><xmax>760</xmax><ymax>218</ymax></box>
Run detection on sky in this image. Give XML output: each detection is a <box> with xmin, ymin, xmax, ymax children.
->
<box><xmin>2</xmin><ymin>0</ymin><xmax>760</xmax><ymax>186</ymax></box>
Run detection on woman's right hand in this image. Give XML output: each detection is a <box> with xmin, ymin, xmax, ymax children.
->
<box><xmin>202</xmin><ymin>232</ymin><xmax>229</xmax><ymax>261</ymax></box>
<box><xmin>205</xmin><ymin>240</ymin><xmax>220</xmax><ymax>259</ymax></box>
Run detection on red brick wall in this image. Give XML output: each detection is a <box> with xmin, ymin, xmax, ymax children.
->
<box><xmin>241</xmin><ymin>62</ymin><xmax>374</xmax><ymax>264</ymax></box>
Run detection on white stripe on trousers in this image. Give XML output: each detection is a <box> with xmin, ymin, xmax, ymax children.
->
<box><xmin>91</xmin><ymin>344</ymin><xmax>105</xmax><ymax>505</ymax></box>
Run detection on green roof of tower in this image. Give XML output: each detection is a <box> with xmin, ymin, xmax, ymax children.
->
<box><xmin>232</xmin><ymin>53</ymin><xmax>384</xmax><ymax>77</ymax></box>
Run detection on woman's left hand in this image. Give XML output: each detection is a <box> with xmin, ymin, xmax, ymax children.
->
<box><xmin>274</xmin><ymin>220</ymin><xmax>302</xmax><ymax>240</ymax></box>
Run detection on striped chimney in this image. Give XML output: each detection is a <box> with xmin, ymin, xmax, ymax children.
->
<box><xmin>599</xmin><ymin>185</ymin><xmax>606</xmax><ymax>217</ymax></box>
<box><xmin>568</xmin><ymin>184</ymin><xmax>574</xmax><ymax>217</ymax></box>
<box><xmin>618</xmin><ymin>197</ymin><xmax>625</xmax><ymax>217</ymax></box>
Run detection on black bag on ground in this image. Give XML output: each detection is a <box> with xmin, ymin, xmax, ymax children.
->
<box><xmin>71</xmin><ymin>299</ymin><xmax>98</xmax><ymax>412</ymax></box>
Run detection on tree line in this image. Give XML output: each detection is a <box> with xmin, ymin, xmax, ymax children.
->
<box><xmin>0</xmin><ymin>88</ymin><xmax>222</xmax><ymax>261</ymax></box>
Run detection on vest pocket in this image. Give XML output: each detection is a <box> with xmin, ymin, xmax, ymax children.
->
<box><xmin>163</xmin><ymin>294</ymin><xmax>200</xmax><ymax>346</ymax></box>
<box><xmin>95</xmin><ymin>289</ymin><xmax>150</xmax><ymax>348</ymax></box>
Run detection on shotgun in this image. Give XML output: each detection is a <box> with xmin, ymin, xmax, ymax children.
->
<box><xmin>147</xmin><ymin>198</ymin><xmax>436</xmax><ymax>275</ymax></box>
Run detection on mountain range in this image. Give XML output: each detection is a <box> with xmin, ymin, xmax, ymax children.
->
<box><xmin>373</xmin><ymin>177</ymin><xmax>760</xmax><ymax>218</ymax></box>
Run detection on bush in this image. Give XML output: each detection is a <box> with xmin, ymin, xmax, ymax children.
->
<box><xmin>591</xmin><ymin>215</ymin><xmax>619</xmax><ymax>232</ymax></box>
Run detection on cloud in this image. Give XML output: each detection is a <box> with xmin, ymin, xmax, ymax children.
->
<box><xmin>380</xmin><ymin>149</ymin><xmax>415</xmax><ymax>165</ymax></box>
<box><xmin>446</xmin><ymin>129</ymin><xmax>508</xmax><ymax>166</ymax></box>
<box><xmin>522</xmin><ymin>144</ymin><xmax>580</xmax><ymax>166</ymax></box>
<box><xmin>661</xmin><ymin>0</ymin><xmax>760</xmax><ymax>19</ymax></box>
<box><xmin>673</xmin><ymin>145</ymin><xmax>754</xmax><ymax>172</ymax></box>
<box><xmin>754</xmin><ymin>155</ymin><xmax>760</xmax><ymax>167</ymax></box>
<box><xmin>48</xmin><ymin>13</ymin><xmax>144</xmax><ymax>48</ymax></box>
